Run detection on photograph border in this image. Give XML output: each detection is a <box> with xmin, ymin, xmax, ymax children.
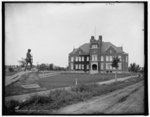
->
<box><xmin>2</xmin><ymin>1</ymin><xmax>148</xmax><ymax>115</ymax></box>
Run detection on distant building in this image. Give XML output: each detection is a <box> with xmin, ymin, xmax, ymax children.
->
<box><xmin>68</xmin><ymin>35</ymin><xmax>128</xmax><ymax>73</ymax></box>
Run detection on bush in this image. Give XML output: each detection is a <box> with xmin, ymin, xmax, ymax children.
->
<box><xmin>8</xmin><ymin>67</ymin><xmax>14</xmax><ymax>72</ymax></box>
<box><xmin>19</xmin><ymin>95</ymin><xmax>53</xmax><ymax>110</ymax></box>
<box><xmin>5</xmin><ymin>100</ymin><xmax>20</xmax><ymax>114</ymax></box>
<box><xmin>71</xmin><ymin>84</ymin><xmax>99</xmax><ymax>93</ymax></box>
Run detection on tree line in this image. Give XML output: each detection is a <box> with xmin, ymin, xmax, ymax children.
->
<box><xmin>5</xmin><ymin>57</ymin><xmax>144</xmax><ymax>73</ymax></box>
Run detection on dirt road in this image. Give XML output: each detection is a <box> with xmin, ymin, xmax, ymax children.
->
<box><xmin>56</xmin><ymin>81</ymin><xmax>144</xmax><ymax>114</ymax></box>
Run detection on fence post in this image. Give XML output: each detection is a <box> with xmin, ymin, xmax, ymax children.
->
<box><xmin>75</xmin><ymin>78</ymin><xmax>78</xmax><ymax>85</ymax></box>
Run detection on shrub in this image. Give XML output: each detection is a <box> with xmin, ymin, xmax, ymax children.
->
<box><xmin>5</xmin><ymin>100</ymin><xmax>20</xmax><ymax>114</ymax></box>
<box><xmin>19</xmin><ymin>95</ymin><xmax>53</xmax><ymax>110</ymax></box>
<box><xmin>71</xmin><ymin>83</ymin><xmax>99</xmax><ymax>93</ymax></box>
<box><xmin>8</xmin><ymin>67</ymin><xmax>14</xmax><ymax>72</ymax></box>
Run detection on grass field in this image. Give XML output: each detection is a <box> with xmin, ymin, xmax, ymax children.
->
<box><xmin>5</xmin><ymin>76</ymin><xmax>143</xmax><ymax>115</ymax></box>
<box><xmin>5</xmin><ymin>73</ymin><xmax>131</xmax><ymax>96</ymax></box>
<box><xmin>39</xmin><ymin>73</ymin><xmax>131</xmax><ymax>89</ymax></box>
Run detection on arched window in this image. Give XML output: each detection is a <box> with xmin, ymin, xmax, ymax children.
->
<box><xmin>101</xmin><ymin>56</ymin><xmax>104</xmax><ymax>61</ymax></box>
<box><xmin>92</xmin><ymin>64</ymin><xmax>97</xmax><ymax>70</ymax></box>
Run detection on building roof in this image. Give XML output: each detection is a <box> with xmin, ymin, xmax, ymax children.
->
<box><xmin>69</xmin><ymin>42</ymin><xmax>125</xmax><ymax>55</ymax></box>
<box><xmin>101</xmin><ymin>42</ymin><xmax>123</xmax><ymax>53</ymax></box>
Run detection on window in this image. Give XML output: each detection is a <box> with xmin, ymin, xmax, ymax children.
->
<box><xmin>95</xmin><ymin>55</ymin><xmax>97</xmax><ymax>61</ymax></box>
<box><xmin>87</xmin><ymin>57</ymin><xmax>89</xmax><ymax>61</ymax></box>
<box><xmin>79</xmin><ymin>51</ymin><xmax>81</xmax><ymax>54</ymax></box>
<box><xmin>71</xmin><ymin>57</ymin><xmax>74</xmax><ymax>62</ymax></box>
<box><xmin>110</xmin><ymin>56</ymin><xmax>112</xmax><ymax>61</ymax></box>
<box><xmin>110</xmin><ymin>50</ymin><xmax>112</xmax><ymax>54</ymax></box>
<box><xmin>75</xmin><ymin>64</ymin><xmax>78</xmax><ymax>69</ymax></box>
<box><xmin>79</xmin><ymin>57</ymin><xmax>81</xmax><ymax>62</ymax></box>
<box><xmin>75</xmin><ymin>57</ymin><xmax>78</xmax><ymax>62</ymax></box>
<box><xmin>87</xmin><ymin>65</ymin><xmax>89</xmax><ymax>69</ymax></box>
<box><xmin>71</xmin><ymin>63</ymin><xmax>74</xmax><ymax>70</ymax></box>
<box><xmin>118</xmin><ymin>56</ymin><xmax>122</xmax><ymax>61</ymax></box>
<box><xmin>92</xmin><ymin>44</ymin><xmax>98</xmax><ymax>49</ymax></box>
<box><xmin>101</xmin><ymin>63</ymin><xmax>104</xmax><ymax>70</ymax></box>
<box><xmin>126</xmin><ymin>56</ymin><xmax>128</xmax><ymax>62</ymax></box>
<box><xmin>82</xmin><ymin>64</ymin><xmax>84</xmax><ymax>69</ymax></box>
<box><xmin>92</xmin><ymin>55</ymin><xmax>94</xmax><ymax>61</ymax></box>
<box><xmin>106</xmin><ymin>63</ymin><xmax>109</xmax><ymax>70</ymax></box>
<box><xmin>106</xmin><ymin>56</ymin><xmax>109</xmax><ymax>61</ymax></box>
<box><xmin>92</xmin><ymin>55</ymin><xmax>97</xmax><ymax>61</ymax></box>
<box><xmin>109</xmin><ymin>64</ymin><xmax>112</xmax><ymax>70</ymax></box>
<box><xmin>118</xmin><ymin>63</ymin><xmax>122</xmax><ymax>70</ymax></box>
<box><xmin>78</xmin><ymin>64</ymin><xmax>81</xmax><ymax>69</ymax></box>
<box><xmin>101</xmin><ymin>56</ymin><xmax>104</xmax><ymax>61</ymax></box>
<box><xmin>82</xmin><ymin>57</ymin><xmax>84</xmax><ymax>61</ymax></box>
<box><xmin>105</xmin><ymin>63</ymin><xmax>112</xmax><ymax>70</ymax></box>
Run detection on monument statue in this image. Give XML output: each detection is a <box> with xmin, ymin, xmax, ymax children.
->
<box><xmin>24</xmin><ymin>49</ymin><xmax>33</xmax><ymax>71</ymax></box>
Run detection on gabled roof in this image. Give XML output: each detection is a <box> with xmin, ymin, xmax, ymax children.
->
<box><xmin>69</xmin><ymin>48</ymin><xmax>78</xmax><ymax>55</ymax></box>
<box><xmin>69</xmin><ymin>42</ymin><xmax>125</xmax><ymax>55</ymax></box>
<box><xmin>69</xmin><ymin>43</ymin><xmax>90</xmax><ymax>55</ymax></box>
<box><xmin>101</xmin><ymin>42</ymin><xmax>123</xmax><ymax>53</ymax></box>
<box><xmin>79</xmin><ymin>43</ymin><xmax>90</xmax><ymax>54</ymax></box>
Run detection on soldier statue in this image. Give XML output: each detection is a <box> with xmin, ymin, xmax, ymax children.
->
<box><xmin>24</xmin><ymin>49</ymin><xmax>33</xmax><ymax>71</ymax></box>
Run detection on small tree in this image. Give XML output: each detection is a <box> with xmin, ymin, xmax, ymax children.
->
<box><xmin>18</xmin><ymin>58</ymin><xmax>26</xmax><ymax>67</ymax></box>
<box><xmin>49</xmin><ymin>64</ymin><xmax>54</xmax><ymax>70</ymax></box>
<box><xmin>39</xmin><ymin>63</ymin><xmax>47</xmax><ymax>71</ymax></box>
<box><xmin>128</xmin><ymin>63</ymin><xmax>140</xmax><ymax>73</ymax></box>
<box><xmin>111</xmin><ymin>56</ymin><xmax>120</xmax><ymax>82</ymax></box>
<box><xmin>8</xmin><ymin>67</ymin><xmax>14</xmax><ymax>72</ymax></box>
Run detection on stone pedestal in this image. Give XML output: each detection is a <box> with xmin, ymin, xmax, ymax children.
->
<box><xmin>14</xmin><ymin>71</ymin><xmax>40</xmax><ymax>88</ymax></box>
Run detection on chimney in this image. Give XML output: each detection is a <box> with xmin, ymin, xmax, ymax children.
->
<box><xmin>121</xmin><ymin>46</ymin><xmax>123</xmax><ymax>51</ymax></box>
<box><xmin>90</xmin><ymin>36</ymin><xmax>95</xmax><ymax>42</ymax></box>
<box><xmin>91</xmin><ymin>36</ymin><xmax>94</xmax><ymax>40</ymax></box>
<box><xmin>99</xmin><ymin>35</ymin><xmax>102</xmax><ymax>44</ymax></box>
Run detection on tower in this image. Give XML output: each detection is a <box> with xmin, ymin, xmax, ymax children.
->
<box><xmin>89</xmin><ymin>35</ymin><xmax>102</xmax><ymax>74</ymax></box>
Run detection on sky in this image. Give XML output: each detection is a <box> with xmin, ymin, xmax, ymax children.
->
<box><xmin>5</xmin><ymin>3</ymin><xmax>144</xmax><ymax>67</ymax></box>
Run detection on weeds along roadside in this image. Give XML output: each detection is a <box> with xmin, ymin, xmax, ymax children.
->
<box><xmin>4</xmin><ymin>76</ymin><xmax>143</xmax><ymax>115</ymax></box>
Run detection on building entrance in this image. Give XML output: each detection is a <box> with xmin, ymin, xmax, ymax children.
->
<box><xmin>90</xmin><ymin>62</ymin><xmax>98</xmax><ymax>74</ymax></box>
<box><xmin>92</xmin><ymin>64</ymin><xmax>97</xmax><ymax>70</ymax></box>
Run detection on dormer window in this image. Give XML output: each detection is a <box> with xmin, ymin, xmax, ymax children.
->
<box><xmin>92</xmin><ymin>44</ymin><xmax>98</xmax><ymax>49</ymax></box>
<box><xmin>79</xmin><ymin>51</ymin><xmax>81</xmax><ymax>54</ymax></box>
<box><xmin>110</xmin><ymin>50</ymin><xmax>112</xmax><ymax>54</ymax></box>
<box><xmin>71</xmin><ymin>57</ymin><xmax>74</xmax><ymax>62</ymax></box>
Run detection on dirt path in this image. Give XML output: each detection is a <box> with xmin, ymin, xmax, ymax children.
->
<box><xmin>56</xmin><ymin>81</ymin><xmax>144</xmax><ymax>114</ymax></box>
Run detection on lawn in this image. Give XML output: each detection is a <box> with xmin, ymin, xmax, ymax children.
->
<box><xmin>5</xmin><ymin>73</ymin><xmax>131</xmax><ymax>97</ymax></box>
<box><xmin>39</xmin><ymin>73</ymin><xmax>131</xmax><ymax>89</ymax></box>
<box><xmin>5</xmin><ymin>76</ymin><xmax>143</xmax><ymax>115</ymax></box>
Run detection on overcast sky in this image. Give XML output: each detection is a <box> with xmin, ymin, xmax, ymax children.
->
<box><xmin>5</xmin><ymin>3</ymin><xmax>144</xmax><ymax>67</ymax></box>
